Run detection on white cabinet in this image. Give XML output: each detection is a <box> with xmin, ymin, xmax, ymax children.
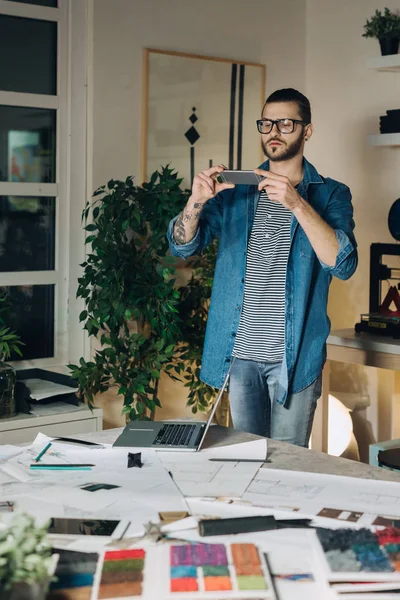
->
<box><xmin>0</xmin><ymin>405</ymin><xmax>103</xmax><ymax>444</ymax></box>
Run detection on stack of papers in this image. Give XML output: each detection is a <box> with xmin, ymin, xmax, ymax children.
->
<box><xmin>0</xmin><ymin>433</ymin><xmax>189</xmax><ymax>538</ymax></box>
<box><xmin>24</xmin><ymin>379</ymin><xmax>79</xmax><ymax>402</ymax></box>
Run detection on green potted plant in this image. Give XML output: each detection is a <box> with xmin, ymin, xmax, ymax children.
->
<box><xmin>68</xmin><ymin>167</ymin><xmax>189</xmax><ymax>420</ymax></box>
<box><xmin>0</xmin><ymin>290</ymin><xmax>23</xmax><ymax>419</ymax></box>
<box><xmin>0</xmin><ymin>513</ymin><xmax>56</xmax><ymax>600</ymax></box>
<box><xmin>362</xmin><ymin>7</ymin><xmax>400</xmax><ymax>55</ymax></box>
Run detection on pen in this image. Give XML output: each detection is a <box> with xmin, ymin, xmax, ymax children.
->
<box><xmin>118</xmin><ymin>521</ymin><xmax>131</xmax><ymax>540</ymax></box>
<box><xmin>34</xmin><ymin>442</ymin><xmax>52</xmax><ymax>462</ymax></box>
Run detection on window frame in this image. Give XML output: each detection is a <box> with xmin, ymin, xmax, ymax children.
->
<box><xmin>0</xmin><ymin>0</ymin><xmax>90</xmax><ymax>368</ymax></box>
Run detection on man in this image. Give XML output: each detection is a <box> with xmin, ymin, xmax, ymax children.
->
<box><xmin>167</xmin><ymin>88</ymin><xmax>357</xmax><ymax>447</ymax></box>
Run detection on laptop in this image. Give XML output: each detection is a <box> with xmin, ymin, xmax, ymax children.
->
<box><xmin>113</xmin><ymin>367</ymin><xmax>231</xmax><ymax>452</ymax></box>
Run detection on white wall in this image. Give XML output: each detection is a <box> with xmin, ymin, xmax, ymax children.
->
<box><xmin>90</xmin><ymin>0</ymin><xmax>307</xmax><ymax>426</ymax></box>
<box><xmin>91</xmin><ymin>0</ymin><xmax>306</xmax><ymax>187</ymax></box>
<box><xmin>305</xmin><ymin>0</ymin><xmax>400</xmax><ymax>442</ymax></box>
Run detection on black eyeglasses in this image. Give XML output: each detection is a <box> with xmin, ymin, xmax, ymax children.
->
<box><xmin>256</xmin><ymin>118</ymin><xmax>308</xmax><ymax>134</ymax></box>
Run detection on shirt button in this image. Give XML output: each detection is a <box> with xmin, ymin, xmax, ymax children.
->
<box><xmin>241</xmin><ymin>278</ymin><xmax>245</xmax><ymax>284</ymax></box>
<box><xmin>265</xmin><ymin>234</ymin><xmax>270</xmax><ymax>239</ymax></box>
<box><xmin>231</xmin><ymin>332</ymin><xmax>236</xmax><ymax>337</ymax></box>
<box><xmin>267</xmin><ymin>214</ymin><xmax>272</xmax><ymax>219</ymax></box>
<box><xmin>226</xmin><ymin>358</ymin><xmax>231</xmax><ymax>362</ymax></box>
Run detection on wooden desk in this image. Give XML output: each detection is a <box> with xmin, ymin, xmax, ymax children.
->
<box><xmin>79</xmin><ymin>426</ymin><xmax>400</xmax><ymax>483</ymax></box>
<box><xmin>312</xmin><ymin>328</ymin><xmax>400</xmax><ymax>453</ymax></box>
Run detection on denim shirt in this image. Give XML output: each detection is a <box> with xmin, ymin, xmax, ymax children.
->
<box><xmin>167</xmin><ymin>157</ymin><xmax>357</xmax><ymax>403</ymax></box>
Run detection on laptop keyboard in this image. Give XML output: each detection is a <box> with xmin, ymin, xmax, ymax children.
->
<box><xmin>153</xmin><ymin>423</ymin><xmax>196</xmax><ymax>447</ymax></box>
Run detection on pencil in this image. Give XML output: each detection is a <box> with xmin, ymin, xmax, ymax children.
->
<box><xmin>263</xmin><ymin>552</ymin><xmax>281</xmax><ymax>600</ymax></box>
<box><xmin>34</xmin><ymin>442</ymin><xmax>52</xmax><ymax>462</ymax></box>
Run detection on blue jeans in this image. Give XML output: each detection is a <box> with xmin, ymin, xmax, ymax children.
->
<box><xmin>229</xmin><ymin>358</ymin><xmax>321</xmax><ymax>447</ymax></box>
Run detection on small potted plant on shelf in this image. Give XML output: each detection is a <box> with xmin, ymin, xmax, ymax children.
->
<box><xmin>362</xmin><ymin>7</ymin><xmax>400</xmax><ymax>56</ymax></box>
<box><xmin>0</xmin><ymin>513</ymin><xmax>56</xmax><ymax>600</ymax></box>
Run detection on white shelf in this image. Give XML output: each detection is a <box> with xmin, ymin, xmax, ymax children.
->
<box><xmin>367</xmin><ymin>133</ymin><xmax>400</xmax><ymax>146</ymax></box>
<box><xmin>367</xmin><ymin>54</ymin><xmax>400</xmax><ymax>71</ymax></box>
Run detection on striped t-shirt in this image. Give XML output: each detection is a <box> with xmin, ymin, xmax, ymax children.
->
<box><xmin>232</xmin><ymin>191</ymin><xmax>292</xmax><ymax>362</ymax></box>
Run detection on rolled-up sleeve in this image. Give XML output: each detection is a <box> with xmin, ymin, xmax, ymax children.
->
<box><xmin>319</xmin><ymin>184</ymin><xmax>358</xmax><ymax>280</ymax></box>
<box><xmin>167</xmin><ymin>216</ymin><xmax>202</xmax><ymax>259</ymax></box>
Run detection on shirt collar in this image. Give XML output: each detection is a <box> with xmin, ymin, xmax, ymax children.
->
<box><xmin>257</xmin><ymin>156</ymin><xmax>323</xmax><ymax>186</ymax></box>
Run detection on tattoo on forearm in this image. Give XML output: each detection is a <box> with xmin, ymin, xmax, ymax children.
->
<box><xmin>174</xmin><ymin>212</ymin><xmax>187</xmax><ymax>244</ymax></box>
<box><xmin>173</xmin><ymin>203</ymin><xmax>204</xmax><ymax>244</ymax></box>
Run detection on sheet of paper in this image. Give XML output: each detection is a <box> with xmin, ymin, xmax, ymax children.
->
<box><xmin>242</xmin><ymin>467</ymin><xmax>400</xmax><ymax>527</ymax></box>
<box><xmin>333</xmin><ymin>581</ymin><xmax>400</xmax><ymax>593</ymax></box>
<box><xmin>0</xmin><ymin>445</ymin><xmax>24</xmax><ymax>463</ymax></box>
<box><xmin>202</xmin><ymin>439</ymin><xmax>267</xmax><ymax>460</ymax></box>
<box><xmin>338</xmin><ymin>595</ymin><xmax>400</xmax><ymax>600</ymax></box>
<box><xmin>23</xmin><ymin>378</ymin><xmax>78</xmax><ymax>400</ymax></box>
<box><xmin>200</xmin><ymin>425</ymin><xmax>268</xmax><ymax>460</ymax></box>
<box><xmin>1</xmin><ymin>461</ymin><xmax>32</xmax><ymax>482</ymax></box>
<box><xmin>29</xmin><ymin>401</ymin><xmax>80</xmax><ymax>416</ymax></box>
<box><xmin>159</xmin><ymin>452</ymin><xmax>262</xmax><ymax>497</ymax></box>
<box><xmin>158</xmin><ymin>524</ymin><xmax>333</xmax><ymax>600</ymax></box>
<box><xmin>91</xmin><ymin>541</ymin><xmax>278</xmax><ymax>600</ymax></box>
<box><xmin>0</xmin><ymin>471</ymin><xmax>15</xmax><ymax>485</ymax></box>
<box><xmin>26</xmin><ymin>485</ymin><xmax>123</xmax><ymax>512</ymax></box>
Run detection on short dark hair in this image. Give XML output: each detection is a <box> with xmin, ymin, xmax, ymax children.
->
<box><xmin>264</xmin><ymin>88</ymin><xmax>311</xmax><ymax>124</ymax></box>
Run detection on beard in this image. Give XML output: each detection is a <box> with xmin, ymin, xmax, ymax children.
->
<box><xmin>261</xmin><ymin>132</ymin><xmax>304</xmax><ymax>162</ymax></box>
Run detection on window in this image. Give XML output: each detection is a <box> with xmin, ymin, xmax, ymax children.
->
<box><xmin>0</xmin><ymin>0</ymin><xmax>89</xmax><ymax>367</ymax></box>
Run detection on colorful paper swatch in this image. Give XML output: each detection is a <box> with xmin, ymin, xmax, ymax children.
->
<box><xmin>169</xmin><ymin>542</ymin><xmax>268</xmax><ymax>594</ymax></box>
<box><xmin>48</xmin><ymin>549</ymin><xmax>99</xmax><ymax>600</ymax></box>
<box><xmin>98</xmin><ymin>548</ymin><xmax>145</xmax><ymax>599</ymax></box>
<box><xmin>316</xmin><ymin>527</ymin><xmax>400</xmax><ymax>574</ymax></box>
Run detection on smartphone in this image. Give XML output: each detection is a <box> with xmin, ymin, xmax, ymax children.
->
<box><xmin>216</xmin><ymin>170</ymin><xmax>262</xmax><ymax>186</ymax></box>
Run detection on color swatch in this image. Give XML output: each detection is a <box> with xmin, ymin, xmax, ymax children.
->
<box><xmin>48</xmin><ymin>549</ymin><xmax>99</xmax><ymax>600</ymax></box>
<box><xmin>169</xmin><ymin>542</ymin><xmax>268</xmax><ymax>593</ymax></box>
<box><xmin>316</xmin><ymin>527</ymin><xmax>400</xmax><ymax>574</ymax></box>
<box><xmin>97</xmin><ymin>548</ymin><xmax>145</xmax><ymax>599</ymax></box>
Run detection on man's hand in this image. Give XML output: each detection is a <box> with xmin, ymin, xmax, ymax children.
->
<box><xmin>254</xmin><ymin>169</ymin><xmax>339</xmax><ymax>267</ymax></box>
<box><xmin>173</xmin><ymin>165</ymin><xmax>234</xmax><ymax>245</ymax></box>
<box><xmin>254</xmin><ymin>169</ymin><xmax>301</xmax><ymax>211</ymax></box>
<box><xmin>191</xmin><ymin>165</ymin><xmax>235</xmax><ymax>205</ymax></box>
